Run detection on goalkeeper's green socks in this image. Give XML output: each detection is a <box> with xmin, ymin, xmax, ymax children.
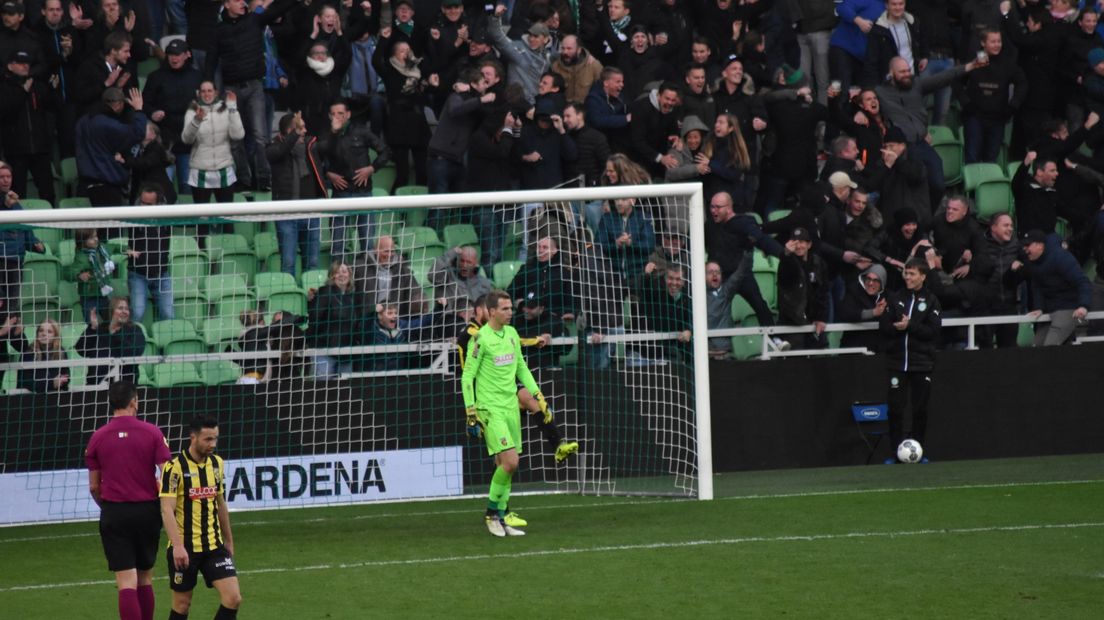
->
<box><xmin>488</xmin><ymin>466</ymin><xmax>511</xmax><ymax>518</ymax></box>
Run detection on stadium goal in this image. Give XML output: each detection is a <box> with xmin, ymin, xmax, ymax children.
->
<box><xmin>0</xmin><ymin>182</ymin><xmax>711</xmax><ymax>526</ymax></box>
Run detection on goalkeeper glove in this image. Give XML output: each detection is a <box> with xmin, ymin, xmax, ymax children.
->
<box><xmin>465</xmin><ymin>406</ymin><xmax>482</xmax><ymax>438</ymax></box>
<box><xmin>535</xmin><ymin>392</ymin><xmax>551</xmax><ymax>424</ymax></box>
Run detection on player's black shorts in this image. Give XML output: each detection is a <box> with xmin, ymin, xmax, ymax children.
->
<box><xmin>99</xmin><ymin>500</ymin><xmax>162</xmax><ymax>572</ymax></box>
<box><xmin>167</xmin><ymin>546</ymin><xmax>237</xmax><ymax>592</ymax></box>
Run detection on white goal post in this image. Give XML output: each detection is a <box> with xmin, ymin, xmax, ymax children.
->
<box><xmin>0</xmin><ymin>182</ymin><xmax>711</xmax><ymax>526</ymax></box>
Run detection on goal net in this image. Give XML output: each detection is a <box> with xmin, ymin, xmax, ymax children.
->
<box><xmin>0</xmin><ymin>183</ymin><xmax>711</xmax><ymax>526</ymax></box>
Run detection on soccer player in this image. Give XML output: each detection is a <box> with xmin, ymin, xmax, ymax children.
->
<box><xmin>160</xmin><ymin>416</ymin><xmax>241</xmax><ymax>619</ymax></box>
<box><xmin>456</xmin><ymin>294</ymin><xmax>579</xmax><ymax>530</ymax></box>
<box><xmin>86</xmin><ymin>380</ymin><xmax>172</xmax><ymax>620</ymax></box>
<box><xmin>461</xmin><ymin>290</ymin><xmax>544</xmax><ymax>536</ymax></box>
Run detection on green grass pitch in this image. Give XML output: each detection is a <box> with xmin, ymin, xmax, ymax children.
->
<box><xmin>2</xmin><ymin>454</ymin><xmax>1101</xmax><ymax>619</ymax></box>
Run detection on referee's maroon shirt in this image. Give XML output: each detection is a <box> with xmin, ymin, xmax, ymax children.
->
<box><xmin>86</xmin><ymin>416</ymin><xmax>172</xmax><ymax>502</ymax></box>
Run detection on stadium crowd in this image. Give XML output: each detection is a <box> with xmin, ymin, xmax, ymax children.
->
<box><xmin>4</xmin><ymin>0</ymin><xmax>1104</xmax><ymax>389</ymax></box>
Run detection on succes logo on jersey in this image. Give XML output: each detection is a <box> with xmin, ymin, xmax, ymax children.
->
<box><xmin>493</xmin><ymin>353</ymin><xmax>514</xmax><ymax>366</ymax></box>
<box><xmin>188</xmin><ymin>486</ymin><xmax>218</xmax><ymax>501</ymax></box>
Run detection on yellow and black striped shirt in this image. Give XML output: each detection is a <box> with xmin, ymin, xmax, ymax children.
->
<box><xmin>159</xmin><ymin>451</ymin><xmax>226</xmax><ymax>553</ymax></box>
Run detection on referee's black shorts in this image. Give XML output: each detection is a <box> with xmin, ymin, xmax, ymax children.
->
<box><xmin>99</xmin><ymin>500</ymin><xmax>162</xmax><ymax>572</ymax></box>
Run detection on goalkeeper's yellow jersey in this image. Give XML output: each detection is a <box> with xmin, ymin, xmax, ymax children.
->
<box><xmin>460</xmin><ymin>323</ymin><xmax>539</xmax><ymax>413</ymax></box>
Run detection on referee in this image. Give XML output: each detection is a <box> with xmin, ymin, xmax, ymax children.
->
<box><xmin>86</xmin><ymin>381</ymin><xmax>172</xmax><ymax>620</ymax></box>
<box><xmin>160</xmin><ymin>415</ymin><xmax>241</xmax><ymax>620</ymax></box>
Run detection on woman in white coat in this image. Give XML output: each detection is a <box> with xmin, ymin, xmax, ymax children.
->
<box><xmin>181</xmin><ymin>81</ymin><xmax>245</xmax><ymax>206</ymax></box>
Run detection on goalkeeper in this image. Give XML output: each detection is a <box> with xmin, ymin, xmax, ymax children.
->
<box><xmin>462</xmin><ymin>291</ymin><xmax>562</xmax><ymax>537</ymax></box>
<box><xmin>456</xmin><ymin>295</ymin><xmax>578</xmax><ymax>467</ymax></box>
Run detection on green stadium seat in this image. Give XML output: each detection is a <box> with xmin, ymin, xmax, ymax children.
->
<box><xmin>206</xmin><ymin>234</ymin><xmax>251</xmax><ymax>260</ymax></box>
<box><xmin>372</xmin><ymin>167</ymin><xmax>396</xmax><ymax>194</ymax></box>
<box><xmin>59</xmin><ymin>157</ymin><xmax>78</xmax><ymax>197</ymax></box>
<box><xmin>153</xmin><ymin>362</ymin><xmax>204</xmax><ymax>387</ymax></box>
<box><xmin>395</xmin><ymin>226</ymin><xmax>445</xmax><ymax>262</ymax></box>
<box><xmin>1007</xmin><ymin>161</ymin><xmax>1021</xmax><ymax>179</ymax></box>
<box><xmin>198</xmin><ymin>360</ymin><xmax>242</xmax><ymax>386</ymax></box>
<box><xmin>253</xmin><ymin>231</ymin><xmax>278</xmax><ymax>261</ymax></box>
<box><xmin>962</xmin><ymin>162</ymin><xmax>1005</xmax><ymax>193</ymax></box>
<box><xmin>169</xmin><ymin>235</ymin><xmax>207</xmax><ymax>260</ymax></box>
<box><xmin>58</xmin><ymin>197</ymin><xmax>90</xmax><ymax>209</ymax></box>
<box><xmin>200</xmin><ymin>317</ymin><xmax>243</xmax><ymax>350</ymax></box>
<box><xmin>255</xmin><ymin>272</ymin><xmax>306</xmax><ymax>316</ymax></box>
<box><xmin>22</xmin><ymin>257</ymin><xmax>60</xmax><ymax>296</ymax></box>
<box><xmin>19</xmin><ymin>198</ymin><xmax>52</xmax><ymax>210</ymax></box>
<box><xmin>152</xmin><ymin>320</ymin><xmax>207</xmax><ymax>356</ymax></box>
<box><xmin>60</xmin><ymin>321</ymin><xmax>85</xmax><ymax>350</ymax></box>
<box><xmin>442</xmin><ymin>223</ymin><xmax>479</xmax><ymax>250</ymax></box>
<box><xmin>394</xmin><ymin>184</ymin><xmax>428</xmax><ymax>197</ymax></box>
<box><xmin>172</xmin><ymin>294</ymin><xmax>209</xmax><ymax>329</ymax></box>
<box><xmin>492</xmin><ymin>261</ymin><xmax>524</xmax><ymax>288</ymax></box>
<box><xmin>170</xmin><ymin>255</ymin><xmax>209</xmax><ymax>300</ymax></box>
<box><xmin>930</xmin><ymin>125</ymin><xmax>964</xmax><ymax>187</ymax></box>
<box><xmin>58</xmin><ymin>281</ymin><xmax>79</xmax><ymax>318</ymax></box>
<box><xmin>767</xmin><ymin>209</ymin><xmax>791</xmax><ymax>222</ymax></box>
<box><xmin>372</xmin><ymin>187</ymin><xmax>389</xmax><ymax>198</ymax></box>
<box><xmin>205</xmin><ymin>274</ymin><xmax>249</xmax><ymax>302</ymax></box>
<box><xmin>753</xmin><ymin>270</ymin><xmax>778</xmax><ymax>313</ymax></box>
<box><xmin>56</xmin><ymin>239</ymin><xmax>74</xmax><ymax>266</ymax></box>
<box><xmin>301</xmin><ymin>269</ymin><xmax>328</xmax><ymax>293</ymax></box>
<box><xmin>19</xmin><ymin>297</ymin><xmax>61</xmax><ymax>328</ymax></box>
<box><xmin>32</xmin><ymin>227</ymin><xmax>65</xmax><ymax>255</ymax></box>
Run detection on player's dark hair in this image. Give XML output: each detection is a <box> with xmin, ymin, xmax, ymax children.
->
<box><xmin>485</xmin><ymin>290</ymin><xmax>510</xmax><ymax>311</ymax></box>
<box><xmin>904</xmin><ymin>257</ymin><xmax>929</xmax><ymax>276</ymax></box>
<box><xmin>462</xmin><ymin>66</ymin><xmax>484</xmax><ymax>86</ymax></box>
<box><xmin>190</xmin><ymin>415</ymin><xmax>219</xmax><ymax>435</ymax></box>
<box><xmin>471</xmin><ymin>294</ymin><xmax>487</xmax><ymax>309</ymax></box>
<box><xmin>1041</xmin><ymin>118</ymin><xmax>1067</xmax><ymax>136</ymax></box>
<box><xmin>566</xmin><ymin>101</ymin><xmax>585</xmax><ymax>116</ymax></box>
<box><xmin>108</xmin><ymin>381</ymin><xmax>137</xmax><ymax>411</ymax></box>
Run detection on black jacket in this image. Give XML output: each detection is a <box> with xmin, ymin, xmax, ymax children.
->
<box><xmin>205</xmin><ymin>0</ymin><xmax>296</xmax><ymax>84</ymax></box>
<box><xmin>879</xmin><ymin>286</ymin><xmax>941</xmax><ymax>372</ymax></box>
<box><xmin>981</xmin><ymin>230</ymin><xmax>1022</xmax><ymax>310</ymax></box>
<box><xmin>307</xmin><ymin>284</ymin><xmax>367</xmax><ymax>350</ymax></box>
<box><xmin>75</xmin><ymin>323</ymin><xmax>146</xmax><ymax>385</ymax></box>
<box><xmin>465</xmin><ymin>123</ymin><xmax>516</xmax><ymax>192</ymax></box>
<box><xmin>0</xmin><ymin>70</ymin><xmax>59</xmax><ymax>155</ymax></box>
<box><xmin>266</xmin><ymin>132</ymin><xmax>325</xmax><ymax>200</ymax></box>
<box><xmin>142</xmin><ymin>62</ymin><xmax>204</xmax><ymax>154</ymax></box>
<box><xmin>778</xmin><ymin>251</ymin><xmax>830</xmax><ymax>326</ymax></box>
<box><xmin>863</xmin><ymin>15</ymin><xmax>928</xmax><ymax>88</ymax></box>
<box><xmin>566</xmin><ymin>125</ymin><xmax>611</xmax><ymax>187</ymax></box>
<box><xmin>705</xmin><ymin>213</ymin><xmax>784</xmax><ymax>279</ymax></box>
<box><xmin>127</xmin><ymin>225</ymin><xmax>170</xmax><ymax>279</ymax></box>
<box><xmin>1026</xmin><ymin>243</ymin><xmax>1093</xmax><ymax>313</ymax></box>
<box><xmin>960</xmin><ymin>49</ymin><xmax>1028</xmax><ymax>124</ymax></box>
<box><xmin>507</xmin><ymin>254</ymin><xmax>576</xmax><ymax>318</ymax></box>
<box><xmin>874</xmin><ymin>149</ymin><xmax>931</xmax><ymax>228</ymax></box>
<box><xmin>312</xmin><ymin>123</ymin><xmax>391</xmax><ymax>183</ymax></box>
<box><xmin>1011</xmin><ymin>163</ymin><xmax>1059</xmax><ymax>234</ymax></box>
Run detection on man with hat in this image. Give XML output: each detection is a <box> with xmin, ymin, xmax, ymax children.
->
<box><xmin>0</xmin><ymin>47</ymin><xmax>58</xmax><ymax>206</ymax></box>
<box><xmin>873</xmin><ymin>125</ymin><xmax>931</xmax><ymax>229</ymax></box>
<box><xmin>485</xmin><ymin>7</ymin><xmax>551</xmax><ymax>104</ymax></box>
<box><xmin>778</xmin><ymin>225</ymin><xmax>831</xmax><ymax>349</ymax></box>
<box><xmin>714</xmin><ymin>52</ymin><xmax>768</xmax><ymax>177</ymax></box>
<box><xmin>426</xmin><ymin>0</ymin><xmax>470</xmax><ymax>77</ymax></box>
<box><xmin>1021</xmin><ymin>229</ymin><xmax>1092</xmax><ymax>346</ymax></box>
<box><xmin>0</xmin><ymin>1</ymin><xmax>43</xmax><ymax>78</ymax></box>
<box><xmin>141</xmin><ymin>37</ymin><xmax>201</xmax><ymax>195</ymax></box>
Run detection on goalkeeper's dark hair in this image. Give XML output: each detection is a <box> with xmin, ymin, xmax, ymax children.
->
<box><xmin>189</xmin><ymin>415</ymin><xmax>219</xmax><ymax>435</ymax></box>
<box><xmin>485</xmin><ymin>289</ymin><xmax>511</xmax><ymax>311</ymax></box>
<box><xmin>108</xmin><ymin>381</ymin><xmax>137</xmax><ymax>411</ymax></box>
<box><xmin>471</xmin><ymin>294</ymin><xmax>488</xmax><ymax>309</ymax></box>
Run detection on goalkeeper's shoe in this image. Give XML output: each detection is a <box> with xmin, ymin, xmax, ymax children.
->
<box><xmin>503</xmin><ymin>512</ymin><xmax>528</xmax><ymax>528</ymax></box>
<box><xmin>502</xmin><ymin>522</ymin><xmax>526</xmax><ymax>537</ymax></box>
<box><xmin>554</xmin><ymin>440</ymin><xmax>580</xmax><ymax>463</ymax></box>
<box><xmin>485</xmin><ymin>515</ymin><xmax>506</xmax><ymax>537</ymax></box>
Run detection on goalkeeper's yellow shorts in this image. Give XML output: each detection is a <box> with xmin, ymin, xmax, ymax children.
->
<box><xmin>480</xmin><ymin>407</ymin><xmax>522</xmax><ymax>456</ymax></box>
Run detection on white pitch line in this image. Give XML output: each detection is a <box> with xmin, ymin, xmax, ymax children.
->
<box><xmin>2</xmin><ymin>478</ymin><xmax>1101</xmax><ymax>545</ymax></box>
<box><xmin>3</xmin><ymin>521</ymin><xmax>1101</xmax><ymax>593</ymax></box>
